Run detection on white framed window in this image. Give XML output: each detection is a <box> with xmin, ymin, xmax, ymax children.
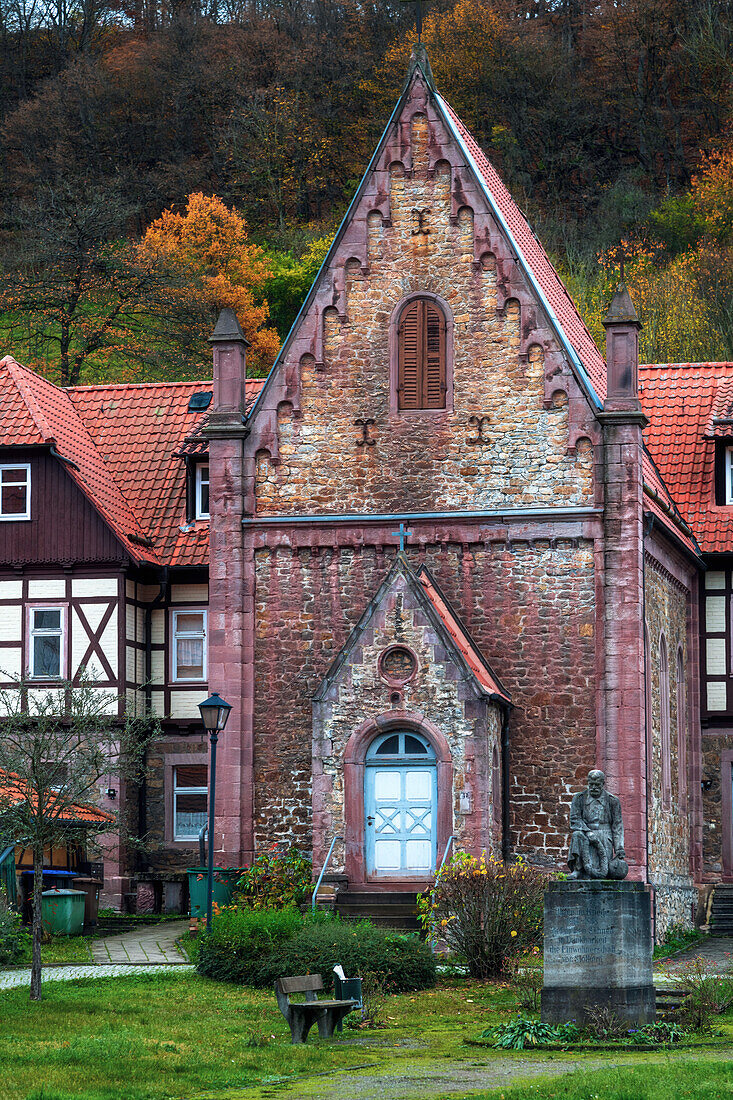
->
<box><xmin>29</xmin><ymin>606</ymin><xmax>64</xmax><ymax>678</ymax></box>
<box><xmin>173</xmin><ymin>764</ymin><xmax>208</xmax><ymax>840</ymax></box>
<box><xmin>726</xmin><ymin>447</ymin><xmax>733</xmax><ymax>504</ymax></box>
<box><xmin>0</xmin><ymin>464</ymin><xmax>30</xmax><ymax>520</ymax></box>
<box><xmin>172</xmin><ymin>610</ymin><xmax>207</xmax><ymax>682</ymax></box>
<box><xmin>195</xmin><ymin>464</ymin><xmax>209</xmax><ymax>520</ymax></box>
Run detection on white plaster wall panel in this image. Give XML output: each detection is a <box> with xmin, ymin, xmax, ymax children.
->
<box><xmin>72</xmin><ymin>578</ymin><xmax>117</xmax><ymax>597</ymax></box>
<box><xmin>136</xmin><ymin>608</ymin><xmax>145</xmax><ymax>638</ymax></box>
<box><xmin>0</xmin><ymin>604</ymin><xmax>22</xmax><ymax>642</ymax></box>
<box><xmin>151</xmin><ymin>610</ymin><xmax>165</xmax><ymax>645</ymax></box>
<box><xmin>139</xmin><ymin>584</ymin><xmax>162</xmax><ymax>602</ymax></box>
<box><xmin>91</xmin><ymin>686</ymin><xmax>118</xmax><ymax>715</ymax></box>
<box><xmin>151</xmin><ymin>692</ymin><xmax>167</xmax><ymax>717</ymax></box>
<box><xmin>171</xmin><ymin>584</ymin><xmax>208</xmax><ymax>604</ymax></box>
<box><xmin>27</xmin><ymin>688</ymin><xmax>65</xmax><ymax>714</ymax></box>
<box><xmin>151</xmin><ymin>651</ymin><xmax>165</xmax><ymax>685</ymax></box>
<box><xmin>126</xmin><ymin>646</ymin><xmax>135</xmax><ymax>681</ymax></box>
<box><xmin>168</xmin><ymin>691</ymin><xmax>203</xmax><ymax>719</ymax></box>
<box><xmin>126</xmin><ymin>606</ymin><xmax>136</xmax><ymax>640</ymax></box>
<box><xmin>71</xmin><ymin>604</ymin><xmax>118</xmax><ymax>680</ymax></box>
<box><xmin>126</xmin><ymin>580</ymin><xmax>137</xmax><ymax>599</ymax></box>
<box><xmin>0</xmin><ymin>647</ymin><xmax>23</xmax><ymax>680</ymax></box>
<box><xmin>28</xmin><ymin>580</ymin><xmax>66</xmax><ymax>599</ymax></box>
<box><xmin>0</xmin><ymin>581</ymin><xmax>22</xmax><ymax>600</ymax></box>
<box><xmin>136</xmin><ymin>649</ymin><xmax>145</xmax><ymax>683</ymax></box>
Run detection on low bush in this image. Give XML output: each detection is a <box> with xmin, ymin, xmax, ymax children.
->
<box><xmin>674</xmin><ymin>953</ymin><xmax>733</xmax><ymax>1031</ymax></box>
<box><xmin>235</xmin><ymin>847</ymin><xmax>312</xmax><ymax>910</ymax></box>
<box><xmin>420</xmin><ymin>851</ymin><xmax>548</xmax><ymax>978</ymax></box>
<box><xmin>196</xmin><ymin>908</ymin><xmax>436</xmax><ymax>993</ymax></box>
<box><xmin>480</xmin><ymin>1014</ymin><xmax>689</xmax><ymax>1050</ymax></box>
<box><xmin>480</xmin><ymin>1015</ymin><xmax>577</xmax><ymax>1049</ymax></box>
<box><xmin>0</xmin><ymin>888</ymin><xmax>27</xmax><ymax>965</ymax></box>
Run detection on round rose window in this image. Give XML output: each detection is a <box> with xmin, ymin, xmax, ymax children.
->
<box><xmin>380</xmin><ymin>646</ymin><xmax>416</xmax><ymax>683</ymax></box>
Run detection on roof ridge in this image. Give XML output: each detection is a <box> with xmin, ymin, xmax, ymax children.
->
<box><xmin>640</xmin><ymin>361</ymin><xmax>733</xmax><ymax>370</ymax></box>
<box><xmin>2</xmin><ymin>357</ymin><xmax>57</xmax><ymax>442</ymax></box>
<box><xmin>67</xmin><ymin>378</ymin><xmax>214</xmax><ymax>392</ymax></box>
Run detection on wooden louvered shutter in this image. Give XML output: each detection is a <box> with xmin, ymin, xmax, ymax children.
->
<box><xmin>397</xmin><ymin>299</ymin><xmax>447</xmax><ymax>410</ymax></box>
<box><xmin>423</xmin><ymin>301</ymin><xmax>446</xmax><ymax>408</ymax></box>
<box><xmin>398</xmin><ymin>301</ymin><xmax>421</xmax><ymax>409</ymax></box>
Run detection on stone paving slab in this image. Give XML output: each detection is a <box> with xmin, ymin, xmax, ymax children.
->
<box><xmin>90</xmin><ymin>919</ymin><xmax>190</xmax><ymax>965</ymax></box>
<box><xmin>0</xmin><ymin>963</ymin><xmax>194</xmax><ymax>990</ymax></box>
<box><xmin>654</xmin><ymin>934</ymin><xmax>733</xmax><ymax>981</ymax></box>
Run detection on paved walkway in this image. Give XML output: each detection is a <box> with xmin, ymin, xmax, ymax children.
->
<box><xmin>0</xmin><ymin>962</ymin><xmax>194</xmax><ymax>990</ymax></box>
<box><xmin>655</xmin><ymin>934</ymin><xmax>733</xmax><ymax>981</ymax></box>
<box><xmin>90</xmin><ymin>919</ymin><xmax>190</xmax><ymax>964</ymax></box>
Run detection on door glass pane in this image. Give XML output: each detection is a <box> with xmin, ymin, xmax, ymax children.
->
<box><xmin>404</xmin><ymin>839</ymin><xmax>432</xmax><ymax>869</ymax></box>
<box><xmin>175</xmin><ymin>765</ymin><xmax>207</xmax><ymax>788</ymax></box>
<box><xmin>34</xmin><ymin>610</ymin><xmax>61</xmax><ymax>630</ymax></box>
<box><xmin>375</xmin><ymin>807</ymin><xmax>399</xmax><ymax>833</ymax></box>
<box><xmin>34</xmin><ymin>635</ymin><xmax>60</xmax><ymax>677</ymax></box>
<box><xmin>375</xmin><ymin>735</ymin><xmax>399</xmax><ymax>755</ymax></box>
<box><xmin>404</xmin><ymin>735</ymin><xmax>428</xmax><ymax>754</ymax></box>
<box><xmin>405</xmin><ymin>771</ymin><xmax>431</xmax><ymax>799</ymax></box>
<box><xmin>374</xmin><ymin>771</ymin><xmax>401</xmax><ymax>799</ymax></box>
<box><xmin>374</xmin><ymin>840</ymin><xmax>401</xmax><ymax>869</ymax></box>
<box><xmin>406</xmin><ymin>808</ymin><xmax>432</xmax><ymax>834</ymax></box>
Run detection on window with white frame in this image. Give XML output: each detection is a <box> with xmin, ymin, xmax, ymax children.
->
<box><xmin>29</xmin><ymin>607</ymin><xmax>64</xmax><ymax>678</ymax></box>
<box><xmin>172</xmin><ymin>610</ymin><xmax>207</xmax><ymax>681</ymax></box>
<box><xmin>195</xmin><ymin>464</ymin><xmax>209</xmax><ymax>519</ymax></box>
<box><xmin>173</xmin><ymin>764</ymin><xmax>208</xmax><ymax>840</ymax></box>
<box><xmin>0</xmin><ymin>464</ymin><xmax>30</xmax><ymax>520</ymax></box>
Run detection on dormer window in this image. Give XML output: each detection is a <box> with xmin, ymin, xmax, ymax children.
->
<box><xmin>0</xmin><ymin>464</ymin><xmax>30</xmax><ymax>520</ymax></box>
<box><xmin>725</xmin><ymin>447</ymin><xmax>733</xmax><ymax>504</ymax></box>
<box><xmin>195</xmin><ymin>464</ymin><xmax>209</xmax><ymax>519</ymax></box>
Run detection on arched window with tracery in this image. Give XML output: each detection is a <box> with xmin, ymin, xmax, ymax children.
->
<box><xmin>677</xmin><ymin>647</ymin><xmax>688</xmax><ymax>809</ymax></box>
<box><xmin>397</xmin><ymin>297</ymin><xmax>447</xmax><ymax>410</ymax></box>
<box><xmin>659</xmin><ymin>633</ymin><xmax>672</xmax><ymax>808</ymax></box>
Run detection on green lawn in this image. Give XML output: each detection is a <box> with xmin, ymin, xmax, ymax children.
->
<box><xmin>2</xmin><ymin>972</ymin><xmax>733</xmax><ymax>1100</ymax></box>
<box><xmin>10</xmin><ymin>934</ymin><xmax>94</xmax><ymax>966</ymax></box>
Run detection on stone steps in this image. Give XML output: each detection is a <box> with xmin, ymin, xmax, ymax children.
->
<box><xmin>709</xmin><ymin>887</ymin><xmax>733</xmax><ymax>933</ymax></box>
<box><xmin>335</xmin><ymin>890</ymin><xmax>421</xmax><ymax>931</ymax></box>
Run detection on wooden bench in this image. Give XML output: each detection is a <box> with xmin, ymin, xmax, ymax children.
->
<box><xmin>275</xmin><ymin>974</ymin><xmax>357</xmax><ymax>1043</ymax></box>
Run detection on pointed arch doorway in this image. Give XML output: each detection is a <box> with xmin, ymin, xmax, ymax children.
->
<box><xmin>365</xmin><ymin>730</ymin><xmax>437</xmax><ymax>877</ymax></box>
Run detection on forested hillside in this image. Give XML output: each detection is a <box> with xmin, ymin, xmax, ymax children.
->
<box><xmin>1</xmin><ymin>0</ymin><xmax>733</xmax><ymax>382</ymax></box>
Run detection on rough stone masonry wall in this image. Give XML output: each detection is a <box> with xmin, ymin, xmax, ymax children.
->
<box><xmin>253</xmin><ymin>111</ymin><xmax>595</xmax><ymax>518</ymax></box>
<box><xmin>701</xmin><ymin>730</ymin><xmax>733</xmax><ymax>878</ymax></box>
<box><xmin>645</xmin><ymin>555</ymin><xmax>696</xmax><ymax>937</ymax></box>
<box><xmin>252</xmin><ymin>537</ymin><xmax>597</xmax><ymax>868</ymax></box>
<box><xmin>145</xmin><ymin>735</ymin><xmax>208</xmax><ymax>873</ymax></box>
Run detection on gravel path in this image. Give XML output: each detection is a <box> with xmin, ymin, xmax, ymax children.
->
<box><xmin>654</xmin><ymin>934</ymin><xmax>733</xmax><ymax>979</ymax></box>
<box><xmin>0</xmin><ymin>962</ymin><xmax>194</xmax><ymax>990</ymax></box>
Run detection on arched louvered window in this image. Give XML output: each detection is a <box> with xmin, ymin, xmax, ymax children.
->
<box><xmin>397</xmin><ymin>298</ymin><xmax>447</xmax><ymax>410</ymax></box>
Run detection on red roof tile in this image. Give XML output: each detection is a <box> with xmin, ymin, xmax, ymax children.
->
<box><xmin>417</xmin><ymin>565</ymin><xmax>511</xmax><ymax>703</ymax></box>
<box><xmin>640</xmin><ymin>361</ymin><xmax>733</xmax><ymax>554</ymax></box>
<box><xmin>438</xmin><ymin>97</ymin><xmax>607</xmax><ymax>404</ymax></box>
<box><xmin>0</xmin><ymin>769</ymin><xmax>113</xmax><ymax>824</ymax></box>
<box><xmin>0</xmin><ymin>356</ymin><xmax>264</xmax><ymax>568</ymax></box>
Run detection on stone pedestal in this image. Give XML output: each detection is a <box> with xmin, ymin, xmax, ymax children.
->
<box><xmin>541</xmin><ymin>881</ymin><xmax>655</xmax><ymax>1025</ymax></box>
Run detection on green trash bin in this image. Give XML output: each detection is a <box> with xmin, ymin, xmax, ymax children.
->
<box><xmin>187</xmin><ymin>868</ymin><xmax>241</xmax><ymax>920</ymax></box>
<box><xmin>41</xmin><ymin>889</ymin><xmax>86</xmax><ymax>936</ymax></box>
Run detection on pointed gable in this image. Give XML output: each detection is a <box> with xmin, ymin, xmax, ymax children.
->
<box><xmin>314</xmin><ymin>554</ymin><xmax>509</xmax><ymax>705</ymax></box>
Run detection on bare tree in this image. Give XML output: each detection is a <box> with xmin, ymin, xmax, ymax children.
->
<box><xmin>0</xmin><ymin>680</ymin><xmax>157</xmax><ymax>1000</ymax></box>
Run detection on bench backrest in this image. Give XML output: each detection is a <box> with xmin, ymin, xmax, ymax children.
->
<box><xmin>278</xmin><ymin>974</ymin><xmax>324</xmax><ymax>995</ymax></box>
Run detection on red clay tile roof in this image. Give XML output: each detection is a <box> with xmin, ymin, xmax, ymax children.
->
<box><xmin>0</xmin><ymin>356</ymin><xmax>264</xmax><ymax>568</ymax></box>
<box><xmin>438</xmin><ymin>96</ymin><xmax>607</xmax><ymax>405</ymax></box>
<box><xmin>417</xmin><ymin>565</ymin><xmax>511</xmax><ymax>704</ymax></box>
<box><xmin>642</xmin><ymin>447</ymin><xmax>700</xmax><ymax>557</ymax></box>
<box><xmin>640</xmin><ymin>361</ymin><xmax>733</xmax><ymax>554</ymax></box>
<box><xmin>0</xmin><ymin>769</ymin><xmax>113</xmax><ymax>824</ymax></box>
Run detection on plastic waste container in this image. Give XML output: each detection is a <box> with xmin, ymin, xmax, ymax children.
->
<box><xmin>73</xmin><ymin>877</ymin><xmax>102</xmax><ymax>927</ymax></box>
<box><xmin>187</xmin><ymin>867</ymin><xmax>241</xmax><ymax>919</ymax></box>
<box><xmin>41</xmin><ymin>889</ymin><xmax>86</xmax><ymax>935</ymax></box>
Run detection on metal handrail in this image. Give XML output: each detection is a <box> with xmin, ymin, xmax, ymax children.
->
<box><xmin>311</xmin><ymin>835</ymin><xmax>342</xmax><ymax>912</ymax></box>
<box><xmin>435</xmin><ymin>835</ymin><xmax>456</xmax><ymax>882</ymax></box>
<box><xmin>199</xmin><ymin>824</ymin><xmax>208</xmax><ymax>867</ymax></box>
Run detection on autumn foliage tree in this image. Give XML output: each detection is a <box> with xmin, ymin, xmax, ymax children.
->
<box><xmin>138</xmin><ymin>193</ymin><xmax>280</xmax><ymax>373</ymax></box>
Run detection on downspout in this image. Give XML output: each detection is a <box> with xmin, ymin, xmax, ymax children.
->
<box><xmin>139</xmin><ymin>568</ymin><xmax>168</xmax><ymax>864</ymax></box>
<box><xmin>500</xmin><ymin>704</ymin><xmax>511</xmax><ymax>863</ymax></box>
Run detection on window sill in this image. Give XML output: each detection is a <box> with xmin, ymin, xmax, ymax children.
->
<box><xmin>0</xmin><ymin>515</ymin><xmax>31</xmax><ymax>522</ymax></box>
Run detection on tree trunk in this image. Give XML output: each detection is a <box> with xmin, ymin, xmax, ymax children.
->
<box><xmin>30</xmin><ymin>844</ymin><xmax>43</xmax><ymax>1001</ymax></box>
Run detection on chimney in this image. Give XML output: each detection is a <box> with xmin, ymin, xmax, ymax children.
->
<box><xmin>209</xmin><ymin>307</ymin><xmax>250</xmax><ymax>418</ymax></box>
<box><xmin>602</xmin><ymin>285</ymin><xmax>641</xmax><ymax>411</ymax></box>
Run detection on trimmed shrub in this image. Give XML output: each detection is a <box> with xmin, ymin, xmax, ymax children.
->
<box><xmin>0</xmin><ymin>887</ymin><xmax>27</xmax><ymax>964</ymax></box>
<box><xmin>419</xmin><ymin>851</ymin><xmax>548</xmax><ymax>978</ymax></box>
<box><xmin>196</xmin><ymin>908</ymin><xmax>436</xmax><ymax>993</ymax></box>
<box><xmin>235</xmin><ymin>847</ymin><xmax>312</xmax><ymax>910</ymax></box>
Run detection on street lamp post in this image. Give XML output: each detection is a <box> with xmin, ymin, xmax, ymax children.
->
<box><xmin>198</xmin><ymin>692</ymin><xmax>232</xmax><ymax>932</ymax></box>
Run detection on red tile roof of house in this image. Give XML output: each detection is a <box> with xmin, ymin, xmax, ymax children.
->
<box><xmin>0</xmin><ymin>356</ymin><xmax>264</xmax><ymax>568</ymax></box>
<box><xmin>640</xmin><ymin>361</ymin><xmax>733</xmax><ymax>554</ymax></box>
<box><xmin>0</xmin><ymin>769</ymin><xmax>113</xmax><ymax>824</ymax></box>
<box><xmin>438</xmin><ymin>96</ymin><xmax>607</xmax><ymax>404</ymax></box>
<box><xmin>417</xmin><ymin>565</ymin><xmax>511</xmax><ymax>704</ymax></box>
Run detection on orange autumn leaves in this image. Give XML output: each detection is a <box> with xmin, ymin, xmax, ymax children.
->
<box><xmin>139</xmin><ymin>192</ymin><xmax>280</xmax><ymax>371</ymax></box>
